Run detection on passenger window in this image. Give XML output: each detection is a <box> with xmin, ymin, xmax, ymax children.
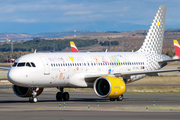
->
<box><xmin>30</xmin><ymin>62</ymin><xmax>36</xmax><ymax>67</ymax></box>
<box><xmin>26</xmin><ymin>62</ymin><xmax>31</xmax><ymax>67</ymax></box>
<box><xmin>12</xmin><ymin>62</ymin><xmax>17</xmax><ymax>67</ymax></box>
<box><xmin>17</xmin><ymin>63</ymin><xmax>25</xmax><ymax>67</ymax></box>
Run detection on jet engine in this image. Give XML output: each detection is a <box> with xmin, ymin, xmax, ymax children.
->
<box><xmin>94</xmin><ymin>76</ymin><xmax>125</xmax><ymax>98</ymax></box>
<box><xmin>13</xmin><ymin>85</ymin><xmax>43</xmax><ymax>97</ymax></box>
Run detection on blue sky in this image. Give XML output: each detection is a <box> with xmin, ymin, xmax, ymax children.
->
<box><xmin>0</xmin><ymin>0</ymin><xmax>179</xmax><ymax>33</ymax></box>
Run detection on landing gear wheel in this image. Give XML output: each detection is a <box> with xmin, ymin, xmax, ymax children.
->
<box><xmin>56</xmin><ymin>92</ymin><xmax>62</xmax><ymax>101</ymax></box>
<box><xmin>109</xmin><ymin>98</ymin><xmax>116</xmax><ymax>101</ymax></box>
<box><xmin>117</xmin><ymin>94</ymin><xmax>123</xmax><ymax>101</ymax></box>
<box><xmin>29</xmin><ymin>97</ymin><xmax>38</xmax><ymax>103</ymax></box>
<box><xmin>62</xmin><ymin>92</ymin><xmax>69</xmax><ymax>101</ymax></box>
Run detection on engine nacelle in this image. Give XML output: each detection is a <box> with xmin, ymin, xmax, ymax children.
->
<box><xmin>13</xmin><ymin>85</ymin><xmax>43</xmax><ymax>97</ymax></box>
<box><xmin>94</xmin><ymin>76</ymin><xmax>125</xmax><ymax>98</ymax></box>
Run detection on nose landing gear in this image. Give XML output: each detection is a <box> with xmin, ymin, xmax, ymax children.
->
<box><xmin>56</xmin><ymin>87</ymin><xmax>70</xmax><ymax>101</ymax></box>
<box><xmin>29</xmin><ymin>88</ymin><xmax>39</xmax><ymax>103</ymax></box>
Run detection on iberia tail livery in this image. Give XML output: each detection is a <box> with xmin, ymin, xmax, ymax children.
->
<box><xmin>1</xmin><ymin>5</ymin><xmax>180</xmax><ymax>103</ymax></box>
<box><xmin>173</xmin><ymin>40</ymin><xmax>180</xmax><ymax>58</ymax></box>
<box><xmin>70</xmin><ymin>41</ymin><xmax>79</xmax><ymax>52</ymax></box>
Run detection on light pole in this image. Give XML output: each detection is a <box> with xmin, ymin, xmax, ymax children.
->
<box><xmin>10</xmin><ymin>40</ymin><xmax>13</xmax><ymax>53</ymax></box>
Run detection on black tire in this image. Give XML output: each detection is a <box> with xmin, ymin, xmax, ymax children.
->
<box><xmin>62</xmin><ymin>92</ymin><xmax>69</xmax><ymax>101</ymax></box>
<box><xmin>117</xmin><ymin>95</ymin><xmax>123</xmax><ymax>101</ymax></box>
<box><xmin>109</xmin><ymin>98</ymin><xmax>116</xmax><ymax>101</ymax></box>
<box><xmin>29</xmin><ymin>97</ymin><xmax>38</xmax><ymax>103</ymax></box>
<box><xmin>32</xmin><ymin>97</ymin><xmax>38</xmax><ymax>103</ymax></box>
<box><xmin>56</xmin><ymin>92</ymin><xmax>62</xmax><ymax>101</ymax></box>
<box><xmin>29</xmin><ymin>97</ymin><xmax>33</xmax><ymax>103</ymax></box>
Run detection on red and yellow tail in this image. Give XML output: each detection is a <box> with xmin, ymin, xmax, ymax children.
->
<box><xmin>70</xmin><ymin>41</ymin><xmax>79</xmax><ymax>52</ymax></box>
<box><xmin>174</xmin><ymin>40</ymin><xmax>180</xmax><ymax>58</ymax></box>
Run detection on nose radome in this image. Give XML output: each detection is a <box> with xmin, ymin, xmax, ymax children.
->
<box><xmin>8</xmin><ymin>69</ymin><xmax>19</xmax><ymax>84</ymax></box>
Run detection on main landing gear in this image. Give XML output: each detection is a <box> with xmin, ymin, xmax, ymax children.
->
<box><xmin>56</xmin><ymin>87</ymin><xmax>70</xmax><ymax>101</ymax></box>
<box><xmin>29</xmin><ymin>87</ymin><xmax>39</xmax><ymax>103</ymax></box>
<box><xmin>110</xmin><ymin>94</ymin><xmax>123</xmax><ymax>101</ymax></box>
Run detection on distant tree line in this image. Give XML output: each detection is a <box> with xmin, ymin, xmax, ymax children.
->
<box><xmin>99</xmin><ymin>41</ymin><xmax>119</xmax><ymax>46</ymax></box>
<box><xmin>0</xmin><ymin>39</ymin><xmax>98</xmax><ymax>52</ymax></box>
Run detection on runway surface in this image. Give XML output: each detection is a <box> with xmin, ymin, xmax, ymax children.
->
<box><xmin>0</xmin><ymin>88</ymin><xmax>180</xmax><ymax>120</ymax></box>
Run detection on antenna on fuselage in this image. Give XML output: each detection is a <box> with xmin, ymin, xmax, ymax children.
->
<box><xmin>34</xmin><ymin>49</ymin><xmax>37</xmax><ymax>54</ymax></box>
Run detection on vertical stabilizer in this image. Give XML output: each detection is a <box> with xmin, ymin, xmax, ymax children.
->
<box><xmin>70</xmin><ymin>41</ymin><xmax>79</xmax><ymax>52</ymax></box>
<box><xmin>138</xmin><ymin>5</ymin><xmax>167</xmax><ymax>54</ymax></box>
<box><xmin>174</xmin><ymin>40</ymin><xmax>180</xmax><ymax>58</ymax></box>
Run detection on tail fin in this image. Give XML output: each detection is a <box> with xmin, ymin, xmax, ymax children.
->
<box><xmin>174</xmin><ymin>40</ymin><xmax>180</xmax><ymax>58</ymax></box>
<box><xmin>70</xmin><ymin>41</ymin><xmax>79</xmax><ymax>52</ymax></box>
<box><xmin>138</xmin><ymin>5</ymin><xmax>167</xmax><ymax>54</ymax></box>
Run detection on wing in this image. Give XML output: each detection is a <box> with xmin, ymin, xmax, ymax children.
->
<box><xmin>114</xmin><ymin>68</ymin><xmax>180</xmax><ymax>77</ymax></box>
<box><xmin>85</xmin><ymin>68</ymin><xmax>180</xmax><ymax>83</ymax></box>
<box><xmin>0</xmin><ymin>67</ymin><xmax>10</xmax><ymax>70</ymax></box>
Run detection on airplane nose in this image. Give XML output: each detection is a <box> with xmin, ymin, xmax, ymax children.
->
<box><xmin>8</xmin><ymin>69</ymin><xmax>20</xmax><ymax>85</ymax></box>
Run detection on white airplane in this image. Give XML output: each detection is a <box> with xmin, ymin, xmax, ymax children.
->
<box><xmin>2</xmin><ymin>5</ymin><xmax>180</xmax><ymax>103</ymax></box>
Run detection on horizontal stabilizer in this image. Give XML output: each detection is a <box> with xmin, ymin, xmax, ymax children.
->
<box><xmin>158</xmin><ymin>58</ymin><xmax>180</xmax><ymax>64</ymax></box>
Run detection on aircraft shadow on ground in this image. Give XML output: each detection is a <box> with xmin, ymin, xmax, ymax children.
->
<box><xmin>0</xmin><ymin>98</ymin><xmax>130</xmax><ymax>103</ymax></box>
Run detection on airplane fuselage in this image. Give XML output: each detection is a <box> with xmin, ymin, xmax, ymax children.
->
<box><xmin>8</xmin><ymin>52</ymin><xmax>170</xmax><ymax>88</ymax></box>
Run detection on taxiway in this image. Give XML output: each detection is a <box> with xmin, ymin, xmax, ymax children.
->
<box><xmin>0</xmin><ymin>88</ymin><xmax>180</xmax><ymax>120</ymax></box>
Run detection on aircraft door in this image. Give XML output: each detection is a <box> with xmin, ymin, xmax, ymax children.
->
<box><xmin>40</xmin><ymin>57</ymin><xmax>50</xmax><ymax>75</ymax></box>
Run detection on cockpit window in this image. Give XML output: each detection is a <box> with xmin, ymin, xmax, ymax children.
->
<box><xmin>12</xmin><ymin>62</ymin><xmax>17</xmax><ymax>67</ymax></box>
<box><xmin>30</xmin><ymin>62</ymin><xmax>36</xmax><ymax>67</ymax></box>
<box><xmin>26</xmin><ymin>62</ymin><xmax>31</xmax><ymax>67</ymax></box>
<box><xmin>17</xmin><ymin>63</ymin><xmax>25</xmax><ymax>67</ymax></box>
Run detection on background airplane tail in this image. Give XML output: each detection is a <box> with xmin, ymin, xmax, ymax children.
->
<box><xmin>137</xmin><ymin>5</ymin><xmax>167</xmax><ymax>54</ymax></box>
<box><xmin>70</xmin><ymin>41</ymin><xmax>79</xmax><ymax>52</ymax></box>
<box><xmin>174</xmin><ymin>40</ymin><xmax>180</xmax><ymax>58</ymax></box>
